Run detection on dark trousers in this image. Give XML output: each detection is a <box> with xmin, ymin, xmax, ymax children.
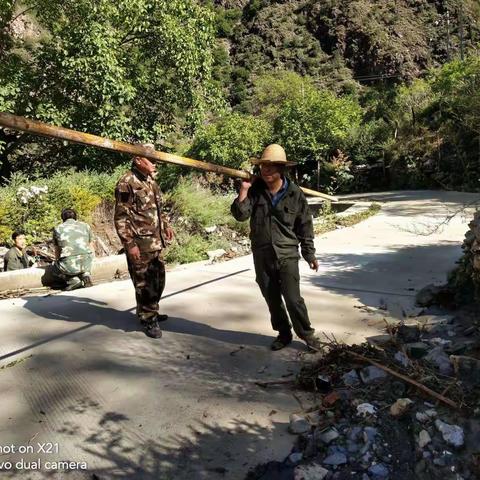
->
<box><xmin>253</xmin><ymin>247</ymin><xmax>314</xmax><ymax>339</ymax></box>
<box><xmin>127</xmin><ymin>250</ymin><xmax>165</xmax><ymax>324</ymax></box>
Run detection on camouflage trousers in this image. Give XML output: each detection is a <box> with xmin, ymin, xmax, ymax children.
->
<box><xmin>127</xmin><ymin>250</ymin><xmax>166</xmax><ymax>325</ymax></box>
<box><xmin>51</xmin><ymin>254</ymin><xmax>93</xmax><ymax>288</ymax></box>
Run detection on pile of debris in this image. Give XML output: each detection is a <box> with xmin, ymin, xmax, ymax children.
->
<box><xmin>249</xmin><ymin>301</ymin><xmax>480</xmax><ymax>480</ymax></box>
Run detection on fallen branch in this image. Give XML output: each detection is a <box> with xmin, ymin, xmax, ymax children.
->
<box><xmin>254</xmin><ymin>379</ymin><xmax>295</xmax><ymax>388</ymax></box>
<box><xmin>347</xmin><ymin>351</ymin><xmax>459</xmax><ymax>410</ymax></box>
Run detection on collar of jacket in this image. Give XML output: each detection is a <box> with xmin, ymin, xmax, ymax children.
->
<box><xmin>131</xmin><ymin>163</ymin><xmax>149</xmax><ymax>181</ymax></box>
<box><xmin>255</xmin><ymin>176</ymin><xmax>297</xmax><ymax>201</ymax></box>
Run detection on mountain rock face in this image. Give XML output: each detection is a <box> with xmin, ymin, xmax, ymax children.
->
<box><xmin>211</xmin><ymin>0</ymin><xmax>480</xmax><ymax>101</ymax></box>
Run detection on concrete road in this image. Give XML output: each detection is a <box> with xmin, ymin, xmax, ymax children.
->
<box><xmin>0</xmin><ymin>190</ymin><xmax>477</xmax><ymax>479</ymax></box>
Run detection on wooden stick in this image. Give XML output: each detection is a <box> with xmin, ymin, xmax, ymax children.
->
<box><xmin>347</xmin><ymin>351</ymin><xmax>459</xmax><ymax>409</ymax></box>
<box><xmin>254</xmin><ymin>379</ymin><xmax>296</xmax><ymax>387</ymax></box>
<box><xmin>0</xmin><ymin>112</ymin><xmax>338</xmax><ymax>201</ymax></box>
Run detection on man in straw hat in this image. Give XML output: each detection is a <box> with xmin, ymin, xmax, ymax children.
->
<box><xmin>114</xmin><ymin>143</ymin><xmax>174</xmax><ymax>339</ymax></box>
<box><xmin>231</xmin><ymin>144</ymin><xmax>322</xmax><ymax>351</ymax></box>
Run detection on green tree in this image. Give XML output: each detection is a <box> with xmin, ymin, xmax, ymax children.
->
<box><xmin>0</xmin><ymin>0</ymin><xmax>219</xmax><ymax>178</ymax></box>
<box><xmin>190</xmin><ymin>112</ymin><xmax>272</xmax><ymax>170</ymax></box>
<box><xmin>273</xmin><ymin>89</ymin><xmax>362</xmax><ymax>164</ymax></box>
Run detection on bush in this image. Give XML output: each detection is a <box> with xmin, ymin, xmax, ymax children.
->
<box><xmin>166</xmin><ymin>176</ymin><xmax>235</xmax><ymax>229</ymax></box>
<box><xmin>0</xmin><ymin>168</ymin><xmax>125</xmax><ymax>244</ymax></box>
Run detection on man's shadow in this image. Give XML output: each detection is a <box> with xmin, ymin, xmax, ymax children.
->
<box><xmin>11</xmin><ymin>290</ymin><xmax>303</xmax><ymax>363</ymax></box>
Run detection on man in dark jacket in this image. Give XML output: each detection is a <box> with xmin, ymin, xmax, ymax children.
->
<box><xmin>3</xmin><ymin>231</ymin><xmax>35</xmax><ymax>271</ymax></box>
<box><xmin>231</xmin><ymin>144</ymin><xmax>321</xmax><ymax>351</ymax></box>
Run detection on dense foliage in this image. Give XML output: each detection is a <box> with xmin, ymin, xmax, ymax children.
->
<box><xmin>1</xmin><ymin>0</ymin><xmax>480</xmax><ymax>194</ymax></box>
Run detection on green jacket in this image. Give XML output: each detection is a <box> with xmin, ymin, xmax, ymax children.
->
<box><xmin>3</xmin><ymin>247</ymin><xmax>32</xmax><ymax>271</ymax></box>
<box><xmin>231</xmin><ymin>178</ymin><xmax>316</xmax><ymax>262</ymax></box>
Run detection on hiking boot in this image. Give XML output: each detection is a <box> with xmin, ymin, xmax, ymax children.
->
<box><xmin>143</xmin><ymin>320</ymin><xmax>162</xmax><ymax>339</ymax></box>
<box><xmin>156</xmin><ymin>314</ymin><xmax>168</xmax><ymax>322</ymax></box>
<box><xmin>270</xmin><ymin>333</ymin><xmax>293</xmax><ymax>351</ymax></box>
<box><xmin>65</xmin><ymin>277</ymin><xmax>83</xmax><ymax>291</ymax></box>
<box><xmin>81</xmin><ymin>275</ymin><xmax>93</xmax><ymax>288</ymax></box>
<box><xmin>304</xmin><ymin>334</ymin><xmax>323</xmax><ymax>352</ymax></box>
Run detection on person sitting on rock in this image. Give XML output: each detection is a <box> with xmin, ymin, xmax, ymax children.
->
<box><xmin>51</xmin><ymin>208</ymin><xmax>95</xmax><ymax>291</ymax></box>
<box><xmin>3</xmin><ymin>231</ymin><xmax>35</xmax><ymax>271</ymax></box>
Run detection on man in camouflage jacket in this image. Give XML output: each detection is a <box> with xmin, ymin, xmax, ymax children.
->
<box><xmin>114</xmin><ymin>144</ymin><xmax>174</xmax><ymax>339</ymax></box>
<box><xmin>51</xmin><ymin>208</ymin><xmax>94</xmax><ymax>290</ymax></box>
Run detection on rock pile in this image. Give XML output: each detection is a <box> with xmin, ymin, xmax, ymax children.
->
<box><xmin>248</xmin><ymin>307</ymin><xmax>480</xmax><ymax>480</ymax></box>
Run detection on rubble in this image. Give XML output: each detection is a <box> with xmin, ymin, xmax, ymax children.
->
<box><xmin>249</xmin><ymin>301</ymin><xmax>480</xmax><ymax>480</ymax></box>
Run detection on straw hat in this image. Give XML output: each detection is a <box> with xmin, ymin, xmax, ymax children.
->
<box><xmin>251</xmin><ymin>144</ymin><xmax>296</xmax><ymax>167</ymax></box>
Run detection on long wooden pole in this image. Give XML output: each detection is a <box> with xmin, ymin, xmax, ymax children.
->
<box><xmin>0</xmin><ymin>112</ymin><xmax>338</xmax><ymax>201</ymax></box>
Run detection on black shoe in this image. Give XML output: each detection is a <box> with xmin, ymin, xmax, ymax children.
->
<box><xmin>156</xmin><ymin>314</ymin><xmax>168</xmax><ymax>322</ymax></box>
<box><xmin>271</xmin><ymin>333</ymin><xmax>293</xmax><ymax>351</ymax></box>
<box><xmin>82</xmin><ymin>275</ymin><xmax>93</xmax><ymax>288</ymax></box>
<box><xmin>143</xmin><ymin>320</ymin><xmax>162</xmax><ymax>339</ymax></box>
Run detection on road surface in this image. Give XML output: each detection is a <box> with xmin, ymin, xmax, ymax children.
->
<box><xmin>0</xmin><ymin>190</ymin><xmax>476</xmax><ymax>479</ymax></box>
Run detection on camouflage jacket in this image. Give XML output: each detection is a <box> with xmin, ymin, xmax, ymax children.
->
<box><xmin>53</xmin><ymin>219</ymin><xmax>94</xmax><ymax>275</ymax></box>
<box><xmin>114</xmin><ymin>165</ymin><xmax>166</xmax><ymax>253</ymax></box>
<box><xmin>231</xmin><ymin>177</ymin><xmax>316</xmax><ymax>263</ymax></box>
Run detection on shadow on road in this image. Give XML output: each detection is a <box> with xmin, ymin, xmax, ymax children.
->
<box><xmin>308</xmin><ymin>242</ymin><xmax>461</xmax><ymax>320</ymax></box>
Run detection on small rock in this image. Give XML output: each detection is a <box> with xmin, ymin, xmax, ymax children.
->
<box><xmin>204</xmin><ymin>225</ymin><xmax>217</xmax><ymax>234</ymax></box>
<box><xmin>415</xmin><ymin>412</ymin><xmax>429</xmax><ymax>423</ymax></box>
<box><xmin>323</xmin><ymin>391</ymin><xmax>340</xmax><ymax>407</ymax></box>
<box><xmin>390</xmin><ymin>398</ymin><xmax>413</xmax><ymax>417</ymax></box>
<box><xmin>405</xmin><ymin>342</ymin><xmax>430</xmax><ymax>359</ymax></box>
<box><xmin>428</xmin><ymin>337</ymin><xmax>452</xmax><ymax>347</ymax></box>
<box><xmin>435</xmin><ymin>419</ymin><xmax>464</xmax><ymax>448</ymax></box>
<box><xmin>425</xmin><ymin>347</ymin><xmax>453</xmax><ymax>375</ymax></box>
<box><xmin>363</xmin><ymin>427</ymin><xmax>378</xmax><ymax>443</ymax></box>
<box><xmin>348</xmin><ymin>426</ymin><xmax>363</xmax><ymax>442</ymax></box>
<box><xmin>323</xmin><ymin>452</ymin><xmax>347</xmax><ymax>466</ymax></box>
<box><xmin>303</xmin><ymin>434</ymin><xmax>317</xmax><ymax>458</ymax></box>
<box><xmin>357</xmin><ymin>403</ymin><xmax>377</xmax><ymax>417</ymax></box>
<box><xmin>394</xmin><ymin>351</ymin><xmax>411</xmax><ymax>368</ymax></box>
<box><xmin>368</xmin><ymin>463</ymin><xmax>389</xmax><ymax>478</ymax></box>
<box><xmin>288</xmin><ymin>452</ymin><xmax>303</xmax><ymax>464</ymax></box>
<box><xmin>289</xmin><ymin>414</ymin><xmax>310</xmax><ymax>434</ymax></box>
<box><xmin>450</xmin><ymin>355</ymin><xmax>480</xmax><ymax>386</ymax></box>
<box><xmin>207</xmin><ymin>249</ymin><xmax>226</xmax><ymax>261</ymax></box>
<box><xmin>306</xmin><ymin>411</ymin><xmax>322</xmax><ymax>426</ymax></box>
<box><xmin>342</xmin><ymin>369</ymin><xmax>360</xmax><ymax>386</ymax></box>
<box><xmin>318</xmin><ymin>427</ymin><xmax>340</xmax><ymax>444</ymax></box>
<box><xmin>425</xmin><ymin>409</ymin><xmax>437</xmax><ymax>418</ymax></box>
<box><xmin>416</xmin><ymin>284</ymin><xmax>441</xmax><ymax>307</ymax></box>
<box><xmin>294</xmin><ymin>464</ymin><xmax>329</xmax><ymax>480</ymax></box>
<box><xmin>360</xmin><ymin>366</ymin><xmax>388</xmax><ymax>384</ymax></box>
<box><xmin>418</xmin><ymin>430</ymin><xmax>431</xmax><ymax>448</ymax></box>
<box><xmin>397</xmin><ymin>324</ymin><xmax>421</xmax><ymax>343</ymax></box>
<box><xmin>367</xmin><ymin>335</ymin><xmax>393</xmax><ymax>347</ymax></box>
<box><xmin>346</xmin><ymin>440</ymin><xmax>360</xmax><ymax>453</ymax></box>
